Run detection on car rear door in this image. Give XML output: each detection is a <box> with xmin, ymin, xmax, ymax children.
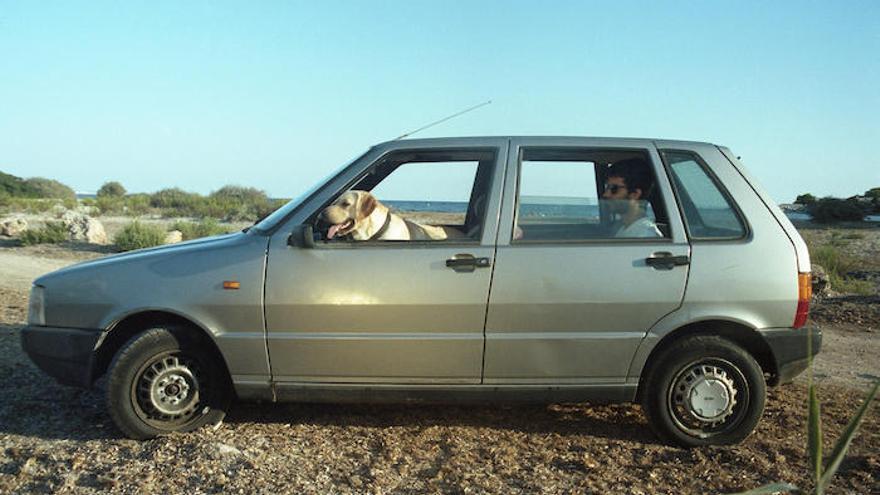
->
<box><xmin>484</xmin><ymin>137</ymin><xmax>690</xmax><ymax>384</ymax></box>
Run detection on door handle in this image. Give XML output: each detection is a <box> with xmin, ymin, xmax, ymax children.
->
<box><xmin>645</xmin><ymin>252</ymin><xmax>690</xmax><ymax>270</ymax></box>
<box><xmin>446</xmin><ymin>254</ymin><xmax>491</xmax><ymax>272</ymax></box>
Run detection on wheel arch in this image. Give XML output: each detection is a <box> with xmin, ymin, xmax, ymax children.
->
<box><xmin>91</xmin><ymin>310</ymin><xmax>233</xmax><ymax>388</ymax></box>
<box><xmin>634</xmin><ymin>319</ymin><xmax>777</xmax><ymax>401</ymax></box>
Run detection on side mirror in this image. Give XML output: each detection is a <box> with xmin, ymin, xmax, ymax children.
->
<box><xmin>288</xmin><ymin>224</ymin><xmax>317</xmax><ymax>248</ymax></box>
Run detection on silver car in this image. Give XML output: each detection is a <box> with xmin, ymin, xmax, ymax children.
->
<box><xmin>22</xmin><ymin>136</ymin><xmax>820</xmax><ymax>446</ymax></box>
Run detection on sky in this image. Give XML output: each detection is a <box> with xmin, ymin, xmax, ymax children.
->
<box><xmin>1</xmin><ymin>1</ymin><xmax>878</xmax><ymax>203</ymax></box>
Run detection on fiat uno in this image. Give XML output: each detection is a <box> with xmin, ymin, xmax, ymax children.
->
<box><xmin>23</xmin><ymin>137</ymin><xmax>820</xmax><ymax>446</ymax></box>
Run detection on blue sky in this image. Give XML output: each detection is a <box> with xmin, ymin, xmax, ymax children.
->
<box><xmin>1</xmin><ymin>1</ymin><xmax>878</xmax><ymax>203</ymax></box>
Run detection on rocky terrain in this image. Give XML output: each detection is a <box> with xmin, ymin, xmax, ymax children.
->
<box><xmin>0</xmin><ymin>222</ymin><xmax>877</xmax><ymax>494</ymax></box>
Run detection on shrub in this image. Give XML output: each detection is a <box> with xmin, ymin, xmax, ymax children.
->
<box><xmin>97</xmin><ymin>181</ymin><xmax>126</xmax><ymax>198</ymax></box>
<box><xmin>808</xmin><ymin>198</ymin><xmax>866</xmax><ymax>223</ymax></box>
<box><xmin>24</xmin><ymin>177</ymin><xmax>76</xmax><ymax>201</ymax></box>
<box><xmin>124</xmin><ymin>193</ymin><xmax>152</xmax><ymax>216</ymax></box>
<box><xmin>0</xmin><ymin>171</ymin><xmax>40</xmax><ymax>197</ymax></box>
<box><xmin>208</xmin><ymin>185</ymin><xmax>272</xmax><ymax>221</ymax></box>
<box><xmin>95</xmin><ymin>195</ymin><xmax>125</xmax><ymax>216</ymax></box>
<box><xmin>795</xmin><ymin>193</ymin><xmax>817</xmax><ymax>206</ymax></box>
<box><xmin>19</xmin><ymin>222</ymin><xmax>68</xmax><ymax>246</ymax></box>
<box><xmin>150</xmin><ymin>188</ymin><xmax>202</xmax><ymax>214</ymax></box>
<box><xmin>171</xmin><ymin>219</ymin><xmax>230</xmax><ymax>240</ymax></box>
<box><xmin>114</xmin><ymin>221</ymin><xmax>166</xmax><ymax>252</ymax></box>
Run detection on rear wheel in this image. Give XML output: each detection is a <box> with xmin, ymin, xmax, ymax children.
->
<box><xmin>106</xmin><ymin>326</ymin><xmax>232</xmax><ymax>440</ymax></box>
<box><xmin>641</xmin><ymin>335</ymin><xmax>766</xmax><ymax>447</ymax></box>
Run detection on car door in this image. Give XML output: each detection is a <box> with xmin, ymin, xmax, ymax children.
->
<box><xmin>484</xmin><ymin>137</ymin><xmax>690</xmax><ymax>384</ymax></box>
<box><xmin>264</xmin><ymin>139</ymin><xmax>508</xmax><ymax>384</ymax></box>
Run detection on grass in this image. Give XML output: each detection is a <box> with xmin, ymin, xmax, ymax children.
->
<box><xmin>19</xmin><ymin>222</ymin><xmax>68</xmax><ymax>246</ymax></box>
<box><xmin>812</xmin><ymin>245</ymin><xmax>875</xmax><ymax>296</ymax></box>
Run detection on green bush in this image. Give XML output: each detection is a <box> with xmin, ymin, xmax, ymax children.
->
<box><xmin>97</xmin><ymin>181</ymin><xmax>126</xmax><ymax>198</ymax></box>
<box><xmin>208</xmin><ymin>185</ymin><xmax>273</xmax><ymax>221</ymax></box>
<box><xmin>114</xmin><ymin>221</ymin><xmax>166</xmax><ymax>252</ymax></box>
<box><xmin>24</xmin><ymin>177</ymin><xmax>76</xmax><ymax>201</ymax></box>
<box><xmin>0</xmin><ymin>171</ymin><xmax>41</xmax><ymax>197</ymax></box>
<box><xmin>124</xmin><ymin>193</ymin><xmax>152</xmax><ymax>216</ymax></box>
<box><xmin>19</xmin><ymin>222</ymin><xmax>68</xmax><ymax>246</ymax></box>
<box><xmin>150</xmin><ymin>188</ymin><xmax>202</xmax><ymax>215</ymax></box>
<box><xmin>171</xmin><ymin>219</ymin><xmax>230</xmax><ymax>240</ymax></box>
<box><xmin>808</xmin><ymin>198</ymin><xmax>866</xmax><ymax>223</ymax></box>
<box><xmin>95</xmin><ymin>195</ymin><xmax>125</xmax><ymax>215</ymax></box>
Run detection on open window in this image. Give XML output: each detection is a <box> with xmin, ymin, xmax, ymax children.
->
<box><xmin>515</xmin><ymin>148</ymin><xmax>671</xmax><ymax>241</ymax></box>
<box><xmin>310</xmin><ymin>149</ymin><xmax>496</xmax><ymax>243</ymax></box>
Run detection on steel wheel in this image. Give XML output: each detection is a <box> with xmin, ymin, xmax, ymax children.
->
<box><xmin>666</xmin><ymin>358</ymin><xmax>749</xmax><ymax>439</ymax></box>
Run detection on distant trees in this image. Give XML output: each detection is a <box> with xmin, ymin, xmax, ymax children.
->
<box><xmin>97</xmin><ymin>181</ymin><xmax>126</xmax><ymax>198</ymax></box>
<box><xmin>797</xmin><ymin>187</ymin><xmax>879</xmax><ymax>223</ymax></box>
<box><xmin>23</xmin><ymin>177</ymin><xmax>76</xmax><ymax>201</ymax></box>
<box><xmin>794</xmin><ymin>193</ymin><xmax>817</xmax><ymax>206</ymax></box>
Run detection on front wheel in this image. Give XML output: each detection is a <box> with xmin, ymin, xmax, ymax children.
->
<box><xmin>641</xmin><ymin>335</ymin><xmax>766</xmax><ymax>447</ymax></box>
<box><xmin>106</xmin><ymin>327</ymin><xmax>232</xmax><ymax>440</ymax></box>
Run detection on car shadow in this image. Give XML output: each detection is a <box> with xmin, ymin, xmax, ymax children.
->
<box><xmin>223</xmin><ymin>399</ymin><xmax>660</xmax><ymax>444</ymax></box>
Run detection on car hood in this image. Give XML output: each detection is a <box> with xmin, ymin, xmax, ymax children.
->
<box><xmin>34</xmin><ymin>232</ymin><xmax>249</xmax><ymax>286</ymax></box>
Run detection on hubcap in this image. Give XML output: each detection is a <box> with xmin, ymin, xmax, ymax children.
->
<box><xmin>668</xmin><ymin>359</ymin><xmax>747</xmax><ymax>437</ymax></box>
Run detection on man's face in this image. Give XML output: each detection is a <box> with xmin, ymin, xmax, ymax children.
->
<box><xmin>602</xmin><ymin>175</ymin><xmax>638</xmax><ymax>214</ymax></box>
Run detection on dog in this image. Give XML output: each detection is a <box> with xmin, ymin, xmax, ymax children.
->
<box><xmin>319</xmin><ymin>190</ymin><xmax>465</xmax><ymax>241</ymax></box>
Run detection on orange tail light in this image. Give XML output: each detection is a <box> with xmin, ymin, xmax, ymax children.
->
<box><xmin>794</xmin><ymin>272</ymin><xmax>811</xmax><ymax>328</ymax></box>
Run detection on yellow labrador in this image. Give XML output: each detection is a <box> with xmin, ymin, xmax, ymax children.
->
<box><xmin>320</xmin><ymin>190</ymin><xmax>465</xmax><ymax>241</ymax></box>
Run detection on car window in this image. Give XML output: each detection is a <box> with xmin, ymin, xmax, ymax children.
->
<box><xmin>662</xmin><ymin>150</ymin><xmax>746</xmax><ymax>239</ymax></box>
<box><xmin>515</xmin><ymin>148</ymin><xmax>669</xmax><ymax>241</ymax></box>
<box><xmin>315</xmin><ymin>149</ymin><xmax>495</xmax><ymax>243</ymax></box>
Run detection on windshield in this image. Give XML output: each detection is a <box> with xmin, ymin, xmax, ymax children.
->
<box><xmin>249</xmin><ymin>151</ymin><xmax>368</xmax><ymax>234</ymax></box>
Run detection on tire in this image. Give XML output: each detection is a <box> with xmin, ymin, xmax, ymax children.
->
<box><xmin>106</xmin><ymin>326</ymin><xmax>232</xmax><ymax>440</ymax></box>
<box><xmin>641</xmin><ymin>335</ymin><xmax>766</xmax><ymax>447</ymax></box>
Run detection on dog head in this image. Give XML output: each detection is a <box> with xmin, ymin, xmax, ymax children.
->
<box><xmin>320</xmin><ymin>190</ymin><xmax>381</xmax><ymax>239</ymax></box>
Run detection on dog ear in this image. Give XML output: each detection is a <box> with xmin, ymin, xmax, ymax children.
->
<box><xmin>359</xmin><ymin>192</ymin><xmax>377</xmax><ymax>219</ymax></box>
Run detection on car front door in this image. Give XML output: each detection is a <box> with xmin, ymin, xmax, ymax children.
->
<box><xmin>264</xmin><ymin>140</ymin><xmax>508</xmax><ymax>384</ymax></box>
<box><xmin>484</xmin><ymin>138</ymin><xmax>690</xmax><ymax>384</ymax></box>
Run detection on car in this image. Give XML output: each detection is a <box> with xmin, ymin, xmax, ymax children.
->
<box><xmin>22</xmin><ymin>136</ymin><xmax>820</xmax><ymax>446</ymax></box>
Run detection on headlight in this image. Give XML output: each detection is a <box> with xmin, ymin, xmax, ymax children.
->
<box><xmin>27</xmin><ymin>285</ymin><xmax>45</xmax><ymax>326</ymax></box>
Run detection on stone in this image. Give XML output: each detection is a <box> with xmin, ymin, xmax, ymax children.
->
<box><xmin>164</xmin><ymin>230</ymin><xmax>183</xmax><ymax>244</ymax></box>
<box><xmin>61</xmin><ymin>210</ymin><xmax>108</xmax><ymax>244</ymax></box>
<box><xmin>811</xmin><ymin>263</ymin><xmax>830</xmax><ymax>296</ymax></box>
<box><xmin>0</xmin><ymin>217</ymin><xmax>28</xmax><ymax>237</ymax></box>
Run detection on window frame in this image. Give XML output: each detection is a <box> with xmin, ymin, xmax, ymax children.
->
<box><xmin>658</xmin><ymin>148</ymin><xmax>751</xmax><ymax>242</ymax></box>
<box><xmin>511</xmin><ymin>146</ymin><xmax>675</xmax><ymax>245</ymax></box>
<box><xmin>303</xmin><ymin>147</ymin><xmax>499</xmax><ymax>248</ymax></box>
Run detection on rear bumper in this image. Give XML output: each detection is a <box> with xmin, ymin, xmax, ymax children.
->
<box><xmin>21</xmin><ymin>325</ymin><xmax>101</xmax><ymax>388</ymax></box>
<box><xmin>760</xmin><ymin>326</ymin><xmax>822</xmax><ymax>385</ymax></box>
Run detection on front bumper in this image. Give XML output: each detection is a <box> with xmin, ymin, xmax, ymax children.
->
<box><xmin>760</xmin><ymin>326</ymin><xmax>822</xmax><ymax>385</ymax></box>
<box><xmin>21</xmin><ymin>325</ymin><xmax>102</xmax><ymax>388</ymax></box>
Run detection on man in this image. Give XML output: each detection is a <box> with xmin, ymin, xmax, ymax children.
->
<box><xmin>601</xmin><ymin>159</ymin><xmax>663</xmax><ymax>238</ymax></box>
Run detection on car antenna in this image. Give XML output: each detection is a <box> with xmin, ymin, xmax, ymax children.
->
<box><xmin>393</xmin><ymin>100</ymin><xmax>492</xmax><ymax>140</ymax></box>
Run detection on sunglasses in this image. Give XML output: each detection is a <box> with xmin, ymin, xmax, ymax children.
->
<box><xmin>603</xmin><ymin>183</ymin><xmax>627</xmax><ymax>194</ymax></box>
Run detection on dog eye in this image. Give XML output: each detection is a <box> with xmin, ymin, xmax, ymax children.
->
<box><xmin>341</xmin><ymin>201</ymin><xmax>351</xmax><ymax>207</ymax></box>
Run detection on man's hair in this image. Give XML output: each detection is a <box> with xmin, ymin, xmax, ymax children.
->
<box><xmin>607</xmin><ymin>158</ymin><xmax>654</xmax><ymax>197</ymax></box>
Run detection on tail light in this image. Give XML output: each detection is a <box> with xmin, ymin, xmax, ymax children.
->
<box><xmin>794</xmin><ymin>272</ymin><xmax>812</xmax><ymax>328</ymax></box>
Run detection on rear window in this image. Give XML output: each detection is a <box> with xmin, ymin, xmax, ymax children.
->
<box><xmin>662</xmin><ymin>150</ymin><xmax>747</xmax><ymax>239</ymax></box>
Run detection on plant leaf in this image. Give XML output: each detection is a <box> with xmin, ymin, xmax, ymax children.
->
<box><xmin>818</xmin><ymin>380</ymin><xmax>880</xmax><ymax>491</ymax></box>
<box><xmin>728</xmin><ymin>482</ymin><xmax>799</xmax><ymax>494</ymax></box>
<box><xmin>807</xmin><ymin>383</ymin><xmax>822</xmax><ymax>485</ymax></box>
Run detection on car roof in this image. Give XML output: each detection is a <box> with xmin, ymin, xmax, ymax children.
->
<box><xmin>374</xmin><ymin>135</ymin><xmax>717</xmax><ymax>149</ymax></box>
